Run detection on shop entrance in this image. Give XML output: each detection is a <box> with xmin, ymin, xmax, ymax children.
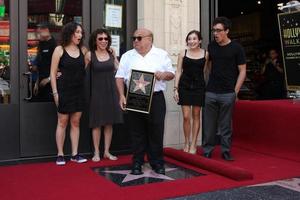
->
<box><xmin>0</xmin><ymin>0</ymin><xmax>135</xmax><ymax>162</ymax></box>
<box><xmin>217</xmin><ymin>0</ymin><xmax>290</xmax><ymax>100</ymax></box>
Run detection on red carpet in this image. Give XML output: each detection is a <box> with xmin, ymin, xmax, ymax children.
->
<box><xmin>164</xmin><ymin>148</ymin><xmax>253</xmax><ymax>181</ymax></box>
<box><xmin>1</xmin><ymin>148</ymin><xmax>300</xmax><ymax>200</ymax></box>
<box><xmin>1</xmin><ymin>100</ymin><xmax>300</xmax><ymax>200</ymax></box>
<box><xmin>233</xmin><ymin>100</ymin><xmax>300</xmax><ymax>162</ymax></box>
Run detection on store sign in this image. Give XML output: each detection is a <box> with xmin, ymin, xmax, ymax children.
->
<box><xmin>278</xmin><ymin>11</ymin><xmax>300</xmax><ymax>91</ymax></box>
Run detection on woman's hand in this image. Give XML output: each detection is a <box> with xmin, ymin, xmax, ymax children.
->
<box><xmin>119</xmin><ymin>95</ymin><xmax>126</xmax><ymax>111</ymax></box>
<box><xmin>53</xmin><ymin>93</ymin><xmax>59</xmax><ymax>107</ymax></box>
<box><xmin>173</xmin><ymin>89</ymin><xmax>179</xmax><ymax>103</ymax></box>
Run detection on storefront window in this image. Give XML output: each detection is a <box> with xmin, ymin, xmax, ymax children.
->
<box><xmin>104</xmin><ymin>0</ymin><xmax>126</xmax><ymax>57</ymax></box>
<box><xmin>0</xmin><ymin>0</ymin><xmax>10</xmax><ymax>104</ymax></box>
<box><xmin>27</xmin><ymin>0</ymin><xmax>82</xmax><ymax>102</ymax></box>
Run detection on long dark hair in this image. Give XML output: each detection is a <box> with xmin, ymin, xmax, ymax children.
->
<box><xmin>89</xmin><ymin>28</ymin><xmax>112</xmax><ymax>52</ymax></box>
<box><xmin>61</xmin><ymin>21</ymin><xmax>85</xmax><ymax>48</ymax></box>
<box><xmin>185</xmin><ymin>30</ymin><xmax>202</xmax><ymax>46</ymax></box>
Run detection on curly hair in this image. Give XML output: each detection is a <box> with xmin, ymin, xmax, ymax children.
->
<box><xmin>88</xmin><ymin>28</ymin><xmax>112</xmax><ymax>52</ymax></box>
<box><xmin>61</xmin><ymin>21</ymin><xmax>85</xmax><ymax>48</ymax></box>
<box><xmin>185</xmin><ymin>30</ymin><xmax>202</xmax><ymax>46</ymax></box>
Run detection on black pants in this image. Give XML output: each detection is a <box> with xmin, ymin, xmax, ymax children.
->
<box><xmin>127</xmin><ymin>91</ymin><xmax>166</xmax><ymax>167</ymax></box>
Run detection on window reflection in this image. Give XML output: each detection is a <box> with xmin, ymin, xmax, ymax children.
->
<box><xmin>0</xmin><ymin>0</ymin><xmax>10</xmax><ymax>104</ymax></box>
<box><xmin>28</xmin><ymin>0</ymin><xmax>82</xmax><ymax>102</ymax></box>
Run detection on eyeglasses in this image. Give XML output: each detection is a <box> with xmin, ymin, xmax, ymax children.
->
<box><xmin>211</xmin><ymin>29</ymin><xmax>225</xmax><ymax>33</ymax></box>
<box><xmin>131</xmin><ymin>35</ymin><xmax>151</xmax><ymax>41</ymax></box>
<box><xmin>97</xmin><ymin>37</ymin><xmax>109</xmax><ymax>41</ymax></box>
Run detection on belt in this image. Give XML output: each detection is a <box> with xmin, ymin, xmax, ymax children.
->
<box><xmin>153</xmin><ymin>91</ymin><xmax>163</xmax><ymax>95</ymax></box>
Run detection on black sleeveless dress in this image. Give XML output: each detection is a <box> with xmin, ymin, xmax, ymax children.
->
<box><xmin>178</xmin><ymin>50</ymin><xmax>206</xmax><ymax>106</ymax></box>
<box><xmin>89</xmin><ymin>52</ymin><xmax>123</xmax><ymax>128</ymax></box>
<box><xmin>56</xmin><ymin>48</ymin><xmax>86</xmax><ymax>114</ymax></box>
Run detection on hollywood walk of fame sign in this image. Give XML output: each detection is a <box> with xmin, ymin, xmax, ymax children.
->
<box><xmin>126</xmin><ymin>69</ymin><xmax>156</xmax><ymax>114</ymax></box>
<box><xmin>278</xmin><ymin>11</ymin><xmax>300</xmax><ymax>91</ymax></box>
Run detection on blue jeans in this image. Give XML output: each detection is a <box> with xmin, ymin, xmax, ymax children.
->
<box><xmin>202</xmin><ymin>92</ymin><xmax>236</xmax><ymax>154</ymax></box>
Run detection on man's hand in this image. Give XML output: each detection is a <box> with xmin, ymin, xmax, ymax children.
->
<box><xmin>155</xmin><ymin>71</ymin><xmax>165</xmax><ymax>81</ymax></box>
<box><xmin>119</xmin><ymin>95</ymin><xmax>127</xmax><ymax>111</ymax></box>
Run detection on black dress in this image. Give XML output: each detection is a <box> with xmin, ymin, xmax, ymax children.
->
<box><xmin>178</xmin><ymin>50</ymin><xmax>206</xmax><ymax>106</ymax></box>
<box><xmin>57</xmin><ymin>48</ymin><xmax>86</xmax><ymax>114</ymax></box>
<box><xmin>89</xmin><ymin>52</ymin><xmax>123</xmax><ymax>128</ymax></box>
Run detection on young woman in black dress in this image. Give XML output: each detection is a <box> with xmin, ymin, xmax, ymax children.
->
<box><xmin>174</xmin><ymin>30</ymin><xmax>208</xmax><ymax>154</ymax></box>
<box><xmin>85</xmin><ymin>29</ymin><xmax>123</xmax><ymax>162</ymax></box>
<box><xmin>50</xmin><ymin>22</ymin><xmax>88</xmax><ymax>165</ymax></box>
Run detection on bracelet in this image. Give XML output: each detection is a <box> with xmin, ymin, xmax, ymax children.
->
<box><xmin>52</xmin><ymin>91</ymin><xmax>58</xmax><ymax>96</ymax></box>
<box><xmin>48</xmin><ymin>77</ymin><xmax>51</xmax><ymax>81</ymax></box>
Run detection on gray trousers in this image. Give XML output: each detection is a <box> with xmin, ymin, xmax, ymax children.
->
<box><xmin>202</xmin><ymin>92</ymin><xmax>236</xmax><ymax>154</ymax></box>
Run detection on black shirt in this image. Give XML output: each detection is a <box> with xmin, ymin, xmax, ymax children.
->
<box><xmin>35</xmin><ymin>37</ymin><xmax>56</xmax><ymax>79</ymax></box>
<box><xmin>207</xmin><ymin>40</ymin><xmax>246</xmax><ymax>93</ymax></box>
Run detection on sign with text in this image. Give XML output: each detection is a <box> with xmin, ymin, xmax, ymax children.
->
<box><xmin>105</xmin><ymin>4</ymin><xmax>122</xmax><ymax>28</ymax></box>
<box><xmin>126</xmin><ymin>69</ymin><xmax>156</xmax><ymax>114</ymax></box>
<box><xmin>278</xmin><ymin>11</ymin><xmax>300</xmax><ymax>91</ymax></box>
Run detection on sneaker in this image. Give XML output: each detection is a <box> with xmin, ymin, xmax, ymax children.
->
<box><xmin>56</xmin><ymin>155</ymin><xmax>66</xmax><ymax>166</ymax></box>
<box><xmin>70</xmin><ymin>154</ymin><xmax>87</xmax><ymax>163</ymax></box>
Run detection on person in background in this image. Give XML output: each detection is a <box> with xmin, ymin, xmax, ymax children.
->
<box><xmin>259</xmin><ymin>48</ymin><xmax>285</xmax><ymax>99</ymax></box>
<box><xmin>202</xmin><ymin>17</ymin><xmax>246</xmax><ymax>161</ymax></box>
<box><xmin>85</xmin><ymin>28</ymin><xmax>123</xmax><ymax>162</ymax></box>
<box><xmin>116</xmin><ymin>28</ymin><xmax>175</xmax><ymax>175</ymax></box>
<box><xmin>173</xmin><ymin>30</ymin><xmax>207</xmax><ymax>154</ymax></box>
<box><xmin>50</xmin><ymin>22</ymin><xmax>88</xmax><ymax>165</ymax></box>
<box><xmin>33</xmin><ymin>23</ymin><xmax>57</xmax><ymax>101</ymax></box>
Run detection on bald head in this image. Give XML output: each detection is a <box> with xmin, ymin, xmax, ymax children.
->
<box><xmin>132</xmin><ymin>28</ymin><xmax>153</xmax><ymax>56</ymax></box>
<box><xmin>134</xmin><ymin>28</ymin><xmax>153</xmax><ymax>41</ymax></box>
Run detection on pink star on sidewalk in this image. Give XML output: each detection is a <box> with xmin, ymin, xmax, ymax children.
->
<box><xmin>102</xmin><ymin>165</ymin><xmax>177</xmax><ymax>183</ymax></box>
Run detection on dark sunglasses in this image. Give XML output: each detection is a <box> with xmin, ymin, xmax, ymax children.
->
<box><xmin>97</xmin><ymin>37</ymin><xmax>109</xmax><ymax>41</ymax></box>
<box><xmin>131</xmin><ymin>35</ymin><xmax>151</xmax><ymax>41</ymax></box>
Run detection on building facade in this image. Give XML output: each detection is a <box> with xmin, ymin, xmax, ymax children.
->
<box><xmin>0</xmin><ymin>0</ymin><xmax>217</xmax><ymax>162</ymax></box>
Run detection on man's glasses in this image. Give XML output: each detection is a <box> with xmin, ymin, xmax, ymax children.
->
<box><xmin>211</xmin><ymin>29</ymin><xmax>225</xmax><ymax>33</ymax></box>
<box><xmin>131</xmin><ymin>35</ymin><xmax>151</xmax><ymax>41</ymax></box>
<box><xmin>97</xmin><ymin>37</ymin><xmax>109</xmax><ymax>41</ymax></box>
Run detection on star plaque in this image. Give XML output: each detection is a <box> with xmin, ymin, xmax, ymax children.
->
<box><xmin>126</xmin><ymin>69</ymin><xmax>155</xmax><ymax>114</ymax></box>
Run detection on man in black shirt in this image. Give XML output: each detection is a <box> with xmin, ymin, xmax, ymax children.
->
<box><xmin>202</xmin><ymin>17</ymin><xmax>246</xmax><ymax>161</ymax></box>
<box><xmin>33</xmin><ymin>23</ymin><xmax>56</xmax><ymax>102</ymax></box>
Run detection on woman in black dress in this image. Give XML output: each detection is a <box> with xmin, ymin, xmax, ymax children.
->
<box><xmin>50</xmin><ymin>22</ymin><xmax>88</xmax><ymax>165</ymax></box>
<box><xmin>174</xmin><ymin>30</ymin><xmax>207</xmax><ymax>154</ymax></box>
<box><xmin>85</xmin><ymin>29</ymin><xmax>123</xmax><ymax>162</ymax></box>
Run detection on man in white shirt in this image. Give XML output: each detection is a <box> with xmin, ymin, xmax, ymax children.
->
<box><xmin>116</xmin><ymin>28</ymin><xmax>175</xmax><ymax>175</ymax></box>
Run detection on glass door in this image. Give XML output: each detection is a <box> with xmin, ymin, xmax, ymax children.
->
<box><xmin>0</xmin><ymin>0</ymin><xmax>20</xmax><ymax>161</ymax></box>
<box><xmin>19</xmin><ymin>0</ymin><xmax>91</xmax><ymax>157</ymax></box>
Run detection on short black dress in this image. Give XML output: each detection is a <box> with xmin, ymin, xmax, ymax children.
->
<box><xmin>178</xmin><ymin>50</ymin><xmax>206</xmax><ymax>106</ymax></box>
<box><xmin>89</xmin><ymin>52</ymin><xmax>123</xmax><ymax>128</ymax></box>
<box><xmin>56</xmin><ymin>48</ymin><xmax>86</xmax><ymax>114</ymax></box>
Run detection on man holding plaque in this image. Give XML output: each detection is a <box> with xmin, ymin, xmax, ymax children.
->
<box><xmin>116</xmin><ymin>28</ymin><xmax>175</xmax><ymax>175</ymax></box>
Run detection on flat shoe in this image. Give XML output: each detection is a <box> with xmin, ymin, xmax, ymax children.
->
<box><xmin>104</xmin><ymin>153</ymin><xmax>118</xmax><ymax>161</ymax></box>
<box><xmin>92</xmin><ymin>154</ymin><xmax>100</xmax><ymax>162</ymax></box>
<box><xmin>183</xmin><ymin>144</ymin><xmax>190</xmax><ymax>153</ymax></box>
<box><xmin>189</xmin><ymin>148</ymin><xmax>197</xmax><ymax>155</ymax></box>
